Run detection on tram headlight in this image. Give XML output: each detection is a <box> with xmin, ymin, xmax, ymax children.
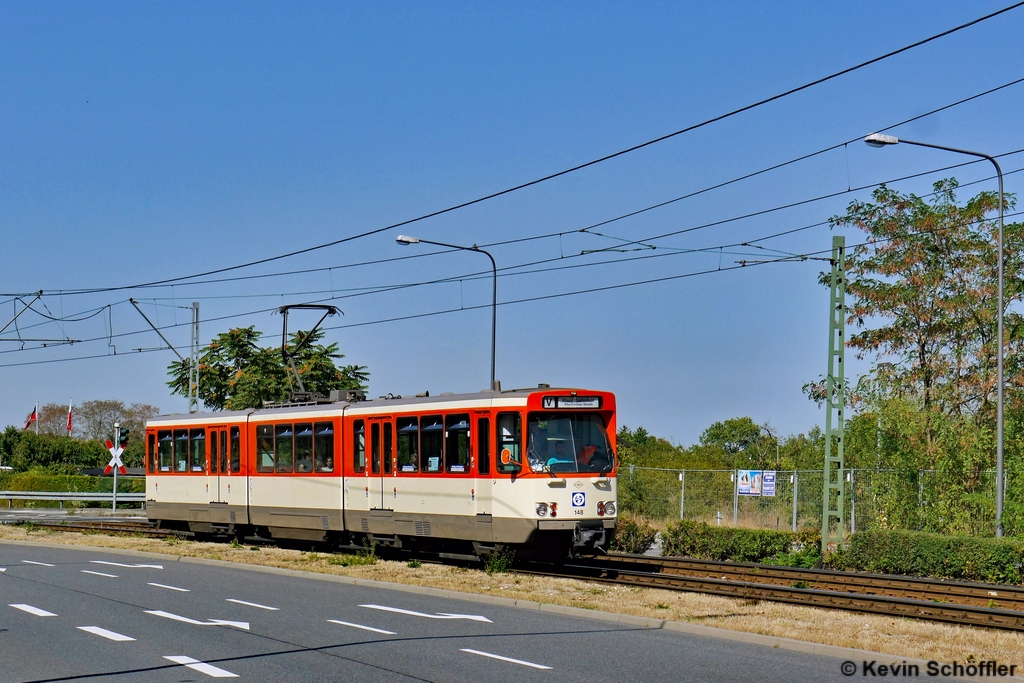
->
<box><xmin>536</xmin><ymin>502</ymin><xmax>549</xmax><ymax>517</ymax></box>
<box><xmin>604</xmin><ymin>501</ymin><xmax>616</xmax><ymax>516</ymax></box>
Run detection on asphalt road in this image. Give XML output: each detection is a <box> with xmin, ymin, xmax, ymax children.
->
<box><xmin>0</xmin><ymin>542</ymin><xmax>957</xmax><ymax>683</ymax></box>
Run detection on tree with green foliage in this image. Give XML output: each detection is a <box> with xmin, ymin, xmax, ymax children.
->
<box><xmin>167</xmin><ymin>326</ymin><xmax>369</xmax><ymax>411</ymax></box>
<box><xmin>816</xmin><ymin>178</ymin><xmax>1024</xmax><ymax>535</ymax></box>
<box><xmin>834</xmin><ymin>179</ymin><xmax>1024</xmax><ymax>420</ymax></box>
<box><xmin>5</xmin><ymin>432</ymin><xmax>110</xmax><ymax>474</ymax></box>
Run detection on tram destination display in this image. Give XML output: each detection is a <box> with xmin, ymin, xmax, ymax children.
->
<box><xmin>542</xmin><ymin>396</ymin><xmax>602</xmax><ymax>409</ymax></box>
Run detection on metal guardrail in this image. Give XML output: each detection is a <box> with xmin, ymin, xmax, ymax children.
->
<box><xmin>0</xmin><ymin>490</ymin><xmax>146</xmax><ymax>508</ymax></box>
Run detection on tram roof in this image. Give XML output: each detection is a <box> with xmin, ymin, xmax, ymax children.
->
<box><xmin>148</xmin><ymin>386</ymin><xmax>608</xmax><ymax>425</ymax></box>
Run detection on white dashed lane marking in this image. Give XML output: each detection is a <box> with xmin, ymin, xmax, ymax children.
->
<box><xmin>82</xmin><ymin>570</ymin><xmax>119</xmax><ymax>578</ymax></box>
<box><xmin>10</xmin><ymin>603</ymin><xmax>57</xmax><ymax>617</ymax></box>
<box><xmin>22</xmin><ymin>560</ymin><xmax>55</xmax><ymax>567</ymax></box>
<box><xmin>163</xmin><ymin>656</ymin><xmax>238</xmax><ymax>678</ymax></box>
<box><xmin>460</xmin><ymin>649</ymin><xmax>552</xmax><ymax>670</ymax></box>
<box><xmin>77</xmin><ymin>626</ymin><xmax>135</xmax><ymax>642</ymax></box>
<box><xmin>91</xmin><ymin>561</ymin><xmax>163</xmax><ymax>569</ymax></box>
<box><xmin>148</xmin><ymin>582</ymin><xmax>190</xmax><ymax>592</ymax></box>
<box><xmin>226</xmin><ymin>598</ymin><xmax>278</xmax><ymax>610</ymax></box>
<box><xmin>327</xmin><ymin>619</ymin><xmax>396</xmax><ymax>635</ymax></box>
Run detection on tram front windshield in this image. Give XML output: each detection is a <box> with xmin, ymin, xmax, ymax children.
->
<box><xmin>526</xmin><ymin>413</ymin><xmax>614</xmax><ymax>474</ymax></box>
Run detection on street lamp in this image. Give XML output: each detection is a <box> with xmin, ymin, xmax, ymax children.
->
<box><xmin>396</xmin><ymin>235</ymin><xmax>499</xmax><ymax>390</ymax></box>
<box><xmin>865</xmin><ymin>133</ymin><xmax>1006</xmax><ymax>536</ymax></box>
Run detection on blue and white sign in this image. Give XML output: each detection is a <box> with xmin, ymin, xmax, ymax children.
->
<box><xmin>762</xmin><ymin>471</ymin><xmax>777</xmax><ymax>497</ymax></box>
<box><xmin>571</xmin><ymin>491</ymin><xmax>586</xmax><ymax>507</ymax></box>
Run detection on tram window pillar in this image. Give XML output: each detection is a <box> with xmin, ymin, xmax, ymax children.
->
<box><xmin>477</xmin><ymin>418</ymin><xmax>490</xmax><ymax>475</ymax></box>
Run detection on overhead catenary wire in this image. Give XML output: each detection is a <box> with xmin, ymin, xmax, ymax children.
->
<box><xmin>2</xmin><ymin>167</ymin><xmax>1020</xmax><ymax>367</ymax></box>
<box><xmin>2</xmin><ymin>152</ymin><xmax>1021</xmax><ymax>357</ymax></box>
<box><xmin>2</xmin><ymin>205</ymin><xmax>1017</xmax><ymax>370</ymax></box>
<box><xmin>23</xmin><ymin>7</ymin><xmax>1024</xmax><ymax>298</ymax></box>
<box><xmin>119</xmin><ymin>154</ymin><xmax>1024</xmax><ymax>308</ymax></box>
<box><xmin>8</xmin><ymin>74</ymin><xmax>1021</xmax><ymax>302</ymax></box>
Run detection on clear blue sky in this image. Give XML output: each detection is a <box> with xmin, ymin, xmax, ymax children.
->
<box><xmin>1</xmin><ymin>2</ymin><xmax>1022</xmax><ymax>445</ymax></box>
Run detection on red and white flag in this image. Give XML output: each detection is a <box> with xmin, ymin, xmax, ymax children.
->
<box><xmin>23</xmin><ymin>407</ymin><xmax>37</xmax><ymax>431</ymax></box>
<box><xmin>66</xmin><ymin>400</ymin><xmax>73</xmax><ymax>435</ymax></box>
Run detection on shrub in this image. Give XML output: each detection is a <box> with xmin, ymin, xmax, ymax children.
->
<box><xmin>609</xmin><ymin>514</ymin><xmax>658</xmax><ymax>555</ymax></box>
<box><xmin>828</xmin><ymin>529</ymin><xmax>1024</xmax><ymax>584</ymax></box>
<box><xmin>661</xmin><ymin>521</ymin><xmax>794</xmax><ymax>562</ymax></box>
<box><xmin>485</xmin><ymin>548</ymin><xmax>515</xmax><ymax>575</ymax></box>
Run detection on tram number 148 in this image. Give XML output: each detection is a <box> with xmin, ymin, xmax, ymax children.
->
<box><xmin>572</xmin><ymin>492</ymin><xmax>586</xmax><ymax>515</ymax></box>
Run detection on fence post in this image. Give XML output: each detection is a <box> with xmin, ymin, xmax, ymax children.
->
<box><xmin>678</xmin><ymin>470</ymin><xmax>685</xmax><ymax>520</ymax></box>
<box><xmin>918</xmin><ymin>469</ymin><xmax>924</xmax><ymax>530</ymax></box>
<box><xmin>791</xmin><ymin>471</ymin><xmax>798</xmax><ymax>532</ymax></box>
<box><xmin>849</xmin><ymin>469</ymin><xmax>856</xmax><ymax>534</ymax></box>
<box><xmin>733</xmin><ymin>470</ymin><xmax>739</xmax><ymax>526</ymax></box>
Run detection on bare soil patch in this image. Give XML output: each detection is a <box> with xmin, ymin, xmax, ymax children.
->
<box><xmin>2</xmin><ymin>524</ymin><xmax>1022</xmax><ymax>664</ymax></box>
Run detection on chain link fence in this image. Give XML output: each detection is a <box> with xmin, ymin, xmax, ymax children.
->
<box><xmin>620</xmin><ymin>466</ymin><xmax>1005</xmax><ymax>535</ymax></box>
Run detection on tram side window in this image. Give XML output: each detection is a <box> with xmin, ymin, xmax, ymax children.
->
<box><xmin>276</xmin><ymin>424</ymin><xmax>293</xmax><ymax>473</ymax></box>
<box><xmin>230</xmin><ymin>427</ymin><xmax>241</xmax><ymax>473</ymax></box>
<box><xmin>158</xmin><ymin>431</ymin><xmax>173</xmax><ymax>472</ymax></box>
<box><xmin>383</xmin><ymin>423</ymin><xmax>393</xmax><ymax>474</ymax></box>
<box><xmin>257</xmin><ymin>425</ymin><xmax>274</xmax><ymax>473</ymax></box>
<box><xmin>421</xmin><ymin>415</ymin><xmax>443</xmax><ymax>473</ymax></box>
<box><xmin>397</xmin><ymin>417</ymin><xmax>418</xmax><ymax>473</ymax></box>
<box><xmin>147</xmin><ymin>433</ymin><xmax>156</xmax><ymax>474</ymax></box>
<box><xmin>352</xmin><ymin>420</ymin><xmax>366</xmax><ymax>473</ymax></box>
<box><xmin>496</xmin><ymin>413</ymin><xmax>522</xmax><ymax>474</ymax></box>
<box><xmin>445</xmin><ymin>414</ymin><xmax>470</xmax><ymax>473</ymax></box>
<box><xmin>295</xmin><ymin>423</ymin><xmax>313</xmax><ymax>473</ymax></box>
<box><xmin>189</xmin><ymin>429</ymin><xmax>206</xmax><ymax>472</ymax></box>
<box><xmin>174</xmin><ymin>429</ymin><xmax>189</xmax><ymax>472</ymax></box>
<box><xmin>477</xmin><ymin>418</ymin><xmax>490</xmax><ymax>475</ymax></box>
<box><xmin>210</xmin><ymin>431</ymin><xmax>219</xmax><ymax>474</ymax></box>
<box><xmin>371</xmin><ymin>423</ymin><xmax>381</xmax><ymax>474</ymax></box>
<box><xmin>314</xmin><ymin>422</ymin><xmax>334</xmax><ymax>472</ymax></box>
<box><xmin>220</xmin><ymin>430</ymin><xmax>228</xmax><ymax>473</ymax></box>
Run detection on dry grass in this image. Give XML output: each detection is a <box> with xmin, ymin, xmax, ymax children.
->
<box><xmin>3</xmin><ymin>524</ymin><xmax>1024</xmax><ymax>663</ymax></box>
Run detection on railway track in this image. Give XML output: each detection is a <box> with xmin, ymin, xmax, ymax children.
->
<box><xmin>5</xmin><ymin>519</ymin><xmax>184</xmax><ymax>539</ymax></box>
<box><xmin>544</xmin><ymin>553</ymin><xmax>1024</xmax><ymax>631</ymax></box>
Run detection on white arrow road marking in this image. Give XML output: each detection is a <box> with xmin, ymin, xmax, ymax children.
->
<box><xmin>78</xmin><ymin>626</ymin><xmax>135</xmax><ymax>642</ymax></box>
<box><xmin>145</xmin><ymin>610</ymin><xmax>249</xmax><ymax>630</ymax></box>
<box><xmin>0</xmin><ymin>568</ymin><xmax>6</xmax><ymax>572</ymax></box>
<box><xmin>226</xmin><ymin>599</ymin><xmax>278</xmax><ymax>610</ymax></box>
<box><xmin>327</xmin><ymin>619</ymin><xmax>396</xmax><ymax>635</ymax></box>
<box><xmin>10</xmin><ymin>603</ymin><xmax>56</xmax><ymax>617</ymax></box>
<box><xmin>148</xmin><ymin>582</ymin><xmax>190</xmax><ymax>592</ymax></box>
<box><xmin>208</xmin><ymin>620</ymin><xmax>250</xmax><ymax>629</ymax></box>
<box><xmin>82</xmin><ymin>570</ymin><xmax>119</xmax><ymax>578</ymax></box>
<box><xmin>22</xmin><ymin>560</ymin><xmax>55</xmax><ymax>567</ymax></box>
<box><xmin>91</xmin><ymin>561</ymin><xmax>163</xmax><ymax>569</ymax></box>
<box><xmin>460</xmin><ymin>649</ymin><xmax>552</xmax><ymax>670</ymax></box>
<box><xmin>359</xmin><ymin>604</ymin><xmax>493</xmax><ymax>623</ymax></box>
<box><xmin>163</xmin><ymin>656</ymin><xmax>238</xmax><ymax>678</ymax></box>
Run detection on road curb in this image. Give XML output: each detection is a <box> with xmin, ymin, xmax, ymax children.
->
<box><xmin>1</xmin><ymin>537</ymin><xmax>1018</xmax><ymax>681</ymax></box>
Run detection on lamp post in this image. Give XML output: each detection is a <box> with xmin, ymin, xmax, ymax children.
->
<box><xmin>864</xmin><ymin>133</ymin><xmax>1006</xmax><ymax>537</ymax></box>
<box><xmin>396</xmin><ymin>235</ymin><xmax>499</xmax><ymax>390</ymax></box>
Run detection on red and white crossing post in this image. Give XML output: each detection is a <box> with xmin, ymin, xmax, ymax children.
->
<box><xmin>105</xmin><ymin>421</ymin><xmax>127</xmax><ymax>510</ymax></box>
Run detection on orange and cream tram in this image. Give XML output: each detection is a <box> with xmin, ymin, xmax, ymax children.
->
<box><xmin>145</xmin><ymin>386</ymin><xmax>618</xmax><ymax>559</ymax></box>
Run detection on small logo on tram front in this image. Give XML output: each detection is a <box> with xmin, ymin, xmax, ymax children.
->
<box><xmin>571</xmin><ymin>492</ymin><xmax>586</xmax><ymax>507</ymax></box>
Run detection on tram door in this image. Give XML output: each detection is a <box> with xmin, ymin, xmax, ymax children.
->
<box><xmin>208</xmin><ymin>428</ymin><xmax>227</xmax><ymax>503</ymax></box>
<box><xmin>472</xmin><ymin>413</ymin><xmax>494</xmax><ymax>543</ymax></box>
<box><xmin>368</xmin><ymin>418</ymin><xmax>394</xmax><ymax>510</ymax></box>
